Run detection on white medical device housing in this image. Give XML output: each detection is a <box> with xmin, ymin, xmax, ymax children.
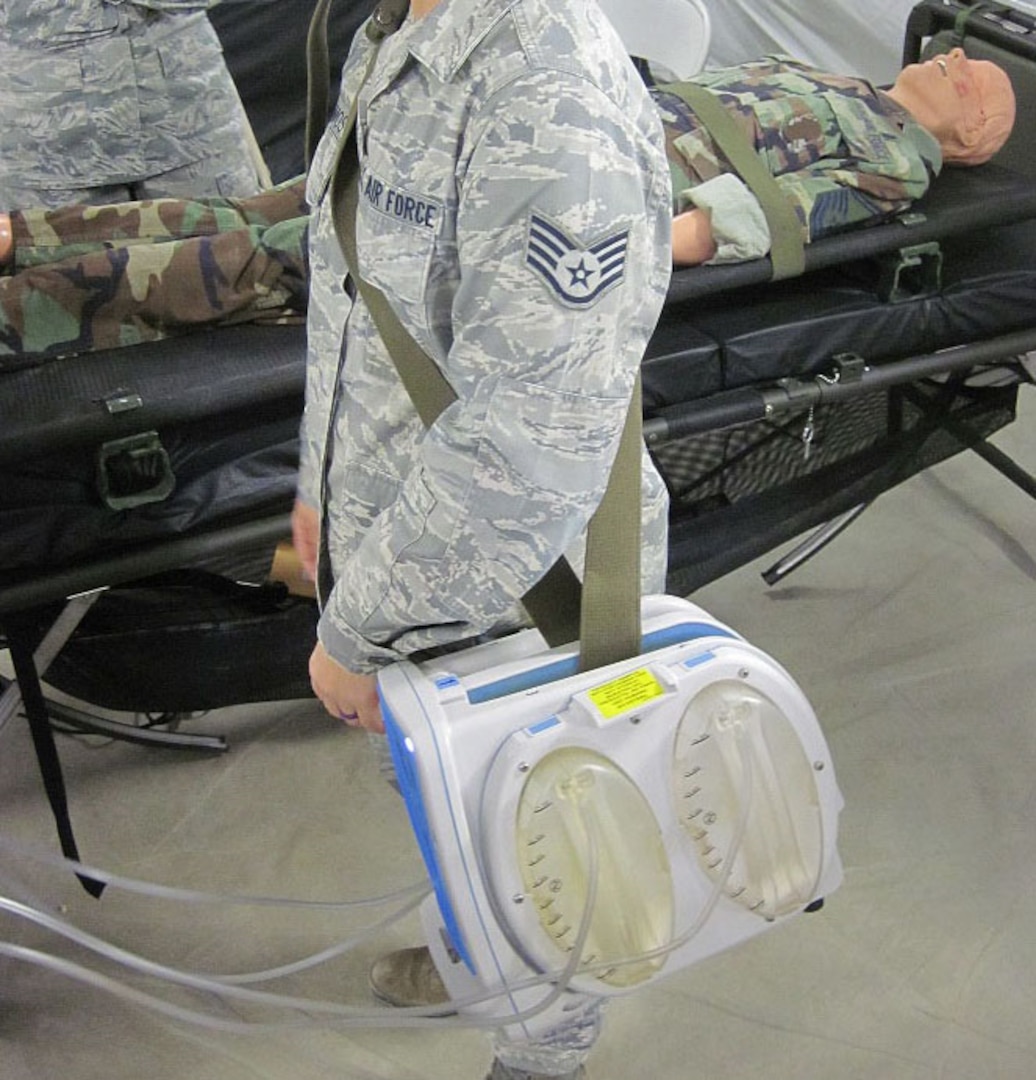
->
<box><xmin>379</xmin><ymin>595</ymin><xmax>843</xmax><ymax>1041</ymax></box>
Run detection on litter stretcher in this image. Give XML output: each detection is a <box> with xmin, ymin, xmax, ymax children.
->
<box><xmin>648</xmin><ymin>0</ymin><xmax>1036</xmax><ymax>592</ymax></box>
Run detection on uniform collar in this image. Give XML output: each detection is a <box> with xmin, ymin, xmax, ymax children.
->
<box><xmin>406</xmin><ymin>0</ymin><xmax>521</xmax><ymax>83</ymax></box>
<box><xmin>902</xmin><ymin>116</ymin><xmax>944</xmax><ymax>175</ymax></box>
<box><xmin>876</xmin><ymin>89</ymin><xmax>944</xmax><ymax>175</ymax></box>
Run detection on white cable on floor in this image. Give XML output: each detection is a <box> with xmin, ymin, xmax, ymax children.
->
<box><xmin>0</xmin><ymin>831</ymin><xmax>428</xmax><ymax>910</ymax></box>
<box><xmin>0</xmin><ymin>836</ymin><xmax>603</xmax><ymax>1034</ymax></box>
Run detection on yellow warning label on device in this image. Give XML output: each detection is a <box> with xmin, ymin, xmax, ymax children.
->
<box><xmin>588</xmin><ymin>668</ymin><xmax>664</xmax><ymax>720</ymax></box>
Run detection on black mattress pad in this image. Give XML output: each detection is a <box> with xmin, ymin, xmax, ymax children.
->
<box><xmin>644</xmin><ymin>164</ymin><xmax>1036</xmax><ymax>414</ymax></box>
<box><xmin>0</xmin><ymin>324</ymin><xmax>305</xmax><ymax>588</ymax></box>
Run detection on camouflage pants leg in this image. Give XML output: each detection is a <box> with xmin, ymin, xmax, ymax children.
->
<box><xmin>9</xmin><ymin>177</ymin><xmax>308</xmax><ymax>269</ymax></box>
<box><xmin>1</xmin><ymin>179</ymin><xmax>310</xmax><ymax>363</ymax></box>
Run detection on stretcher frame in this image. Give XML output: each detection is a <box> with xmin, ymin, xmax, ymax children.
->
<box><xmin>650</xmin><ymin>168</ymin><xmax>1036</xmax><ymax>589</ymax></box>
<box><xmin>649</xmin><ymin>0</ymin><xmax>1036</xmax><ymax>591</ymax></box>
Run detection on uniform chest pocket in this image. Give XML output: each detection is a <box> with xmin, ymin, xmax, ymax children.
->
<box><xmin>355</xmin><ymin>167</ymin><xmax>442</xmax><ymax>305</ymax></box>
<box><xmin>826</xmin><ymin>94</ymin><xmax>897</xmax><ymax>169</ymax></box>
<box><xmin>754</xmin><ymin>95</ymin><xmax>843</xmax><ymax>173</ymax></box>
<box><xmin>1</xmin><ymin>0</ymin><xmax>120</xmax><ymax>45</ymax></box>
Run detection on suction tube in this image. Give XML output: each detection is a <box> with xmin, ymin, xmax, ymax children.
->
<box><xmin>0</xmin><ymin>823</ymin><xmax>604</xmax><ymax>1034</ymax></box>
<box><xmin>0</xmin><ymin>725</ymin><xmax>761</xmax><ymax>1034</ymax></box>
<box><xmin>0</xmin><ymin>832</ymin><xmax>427</xmax><ymax>911</ymax></box>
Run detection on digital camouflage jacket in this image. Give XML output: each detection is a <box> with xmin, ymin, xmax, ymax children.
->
<box><xmin>0</xmin><ymin>0</ymin><xmax>262</xmax><ymax>205</ymax></box>
<box><xmin>302</xmin><ymin>0</ymin><xmax>673</xmax><ymax>673</ymax></box>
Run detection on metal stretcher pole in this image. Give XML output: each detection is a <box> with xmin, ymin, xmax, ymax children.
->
<box><xmin>643</xmin><ymin>327</ymin><xmax>1036</xmax><ymax>447</ymax></box>
<box><xmin>760</xmin><ymin>367</ymin><xmax>1036</xmax><ymax>585</ymax></box>
<box><xmin>0</xmin><ymin>513</ymin><xmax>291</xmax><ymax>618</ymax></box>
<box><xmin>648</xmin><ymin>329</ymin><xmax>1036</xmax><ymax>588</ymax></box>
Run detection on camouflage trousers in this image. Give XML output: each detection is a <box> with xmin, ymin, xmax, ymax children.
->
<box><xmin>0</xmin><ymin>177</ymin><xmax>309</xmax><ymax>365</ymax></box>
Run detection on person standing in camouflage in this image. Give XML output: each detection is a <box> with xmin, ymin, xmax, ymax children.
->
<box><xmin>294</xmin><ymin>0</ymin><xmax>672</xmax><ymax>1076</ymax></box>
<box><xmin>0</xmin><ymin>0</ymin><xmax>268</xmax><ymax>208</ymax></box>
<box><xmin>661</xmin><ymin>51</ymin><xmax>1016</xmax><ymax>265</ymax></box>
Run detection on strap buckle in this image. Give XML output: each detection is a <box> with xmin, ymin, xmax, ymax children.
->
<box><xmin>367</xmin><ymin>0</ymin><xmax>409</xmax><ymax>41</ymax></box>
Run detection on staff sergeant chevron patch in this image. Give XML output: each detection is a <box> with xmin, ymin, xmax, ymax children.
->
<box><xmin>525</xmin><ymin>212</ymin><xmax>630</xmax><ymax>308</ymax></box>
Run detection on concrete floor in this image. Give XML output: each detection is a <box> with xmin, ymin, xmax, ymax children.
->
<box><xmin>2</xmin><ymin>391</ymin><xmax>1034</xmax><ymax>1080</ymax></box>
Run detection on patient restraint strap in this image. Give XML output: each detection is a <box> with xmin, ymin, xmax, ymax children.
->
<box><xmin>661</xmin><ymin>81</ymin><xmax>806</xmax><ymax>281</ymax></box>
<box><xmin>306</xmin><ymin>0</ymin><xmax>643</xmax><ymax>668</ymax></box>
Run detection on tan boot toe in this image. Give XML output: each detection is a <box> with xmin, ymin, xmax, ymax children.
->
<box><xmin>368</xmin><ymin>945</ymin><xmax>450</xmax><ymax>1008</ymax></box>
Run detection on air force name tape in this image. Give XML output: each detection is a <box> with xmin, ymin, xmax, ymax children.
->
<box><xmin>526</xmin><ymin>212</ymin><xmax>629</xmax><ymax>308</ymax></box>
<box><xmin>362</xmin><ymin>168</ymin><xmax>441</xmax><ymax>230</ymax></box>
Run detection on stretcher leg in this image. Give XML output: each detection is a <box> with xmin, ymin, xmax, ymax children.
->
<box><xmin>760</xmin><ymin>503</ymin><xmax>870</xmax><ymax>586</ymax></box>
<box><xmin>966</xmin><ymin>438</ymin><xmax>1036</xmax><ymax>499</ymax></box>
<box><xmin>2</xmin><ymin>592</ymin><xmax>228</xmax><ymax>753</ymax></box>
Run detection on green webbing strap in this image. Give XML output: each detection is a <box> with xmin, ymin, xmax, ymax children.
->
<box><xmin>660</xmin><ymin>81</ymin><xmax>806</xmax><ymax>281</ymax></box>
<box><xmin>333</xmin><ymin>142</ymin><xmax>645</xmax><ymax>661</ymax></box>
<box><xmin>329</xmin><ymin>151</ymin><xmax>586</xmax><ymax>651</ymax></box>
<box><xmin>953</xmin><ymin>3</ymin><xmax>1005</xmax><ymax>44</ymax></box>
<box><xmin>306</xmin><ymin>0</ymin><xmax>411</xmax><ymax>167</ymax></box>
<box><xmin>304</xmin><ymin>0</ymin><xmax>332</xmax><ymax>168</ymax></box>
<box><xmin>577</xmin><ymin>376</ymin><xmax>643</xmax><ymax>671</ymax></box>
<box><xmin>308</xmin><ymin>0</ymin><xmax>643</xmax><ymax>664</ymax></box>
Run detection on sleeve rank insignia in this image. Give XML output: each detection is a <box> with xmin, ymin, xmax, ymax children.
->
<box><xmin>525</xmin><ymin>211</ymin><xmax>630</xmax><ymax>309</ymax></box>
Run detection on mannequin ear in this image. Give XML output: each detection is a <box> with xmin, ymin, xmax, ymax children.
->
<box><xmin>939</xmin><ymin>83</ymin><xmax>986</xmax><ymax>163</ymax></box>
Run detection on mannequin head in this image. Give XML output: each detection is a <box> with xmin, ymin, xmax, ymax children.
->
<box><xmin>887</xmin><ymin>48</ymin><xmax>1016</xmax><ymax>166</ymax></box>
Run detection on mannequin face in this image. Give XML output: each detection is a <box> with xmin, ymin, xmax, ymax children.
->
<box><xmin>892</xmin><ymin>49</ymin><xmax>982</xmax><ymax>144</ymax></box>
<box><xmin>890</xmin><ymin>48</ymin><xmax>1015</xmax><ymax>164</ymax></box>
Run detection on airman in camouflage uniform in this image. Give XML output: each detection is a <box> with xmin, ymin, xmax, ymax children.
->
<box><xmin>655</xmin><ymin>55</ymin><xmax>942</xmax><ymax>263</ymax></box>
<box><xmin>0</xmin><ymin>178</ymin><xmax>307</xmax><ymax>363</ymax></box>
<box><xmin>0</xmin><ymin>0</ymin><xmax>267</xmax><ymax>208</ymax></box>
<box><xmin>299</xmin><ymin>6</ymin><xmax>671</xmax><ymax>1074</ymax></box>
<box><xmin>298</xmin><ymin>0</ymin><xmax>672</xmax><ymax>689</ymax></box>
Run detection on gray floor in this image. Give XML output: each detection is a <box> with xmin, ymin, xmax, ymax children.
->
<box><xmin>2</xmin><ymin>391</ymin><xmax>1034</xmax><ymax>1080</ymax></box>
